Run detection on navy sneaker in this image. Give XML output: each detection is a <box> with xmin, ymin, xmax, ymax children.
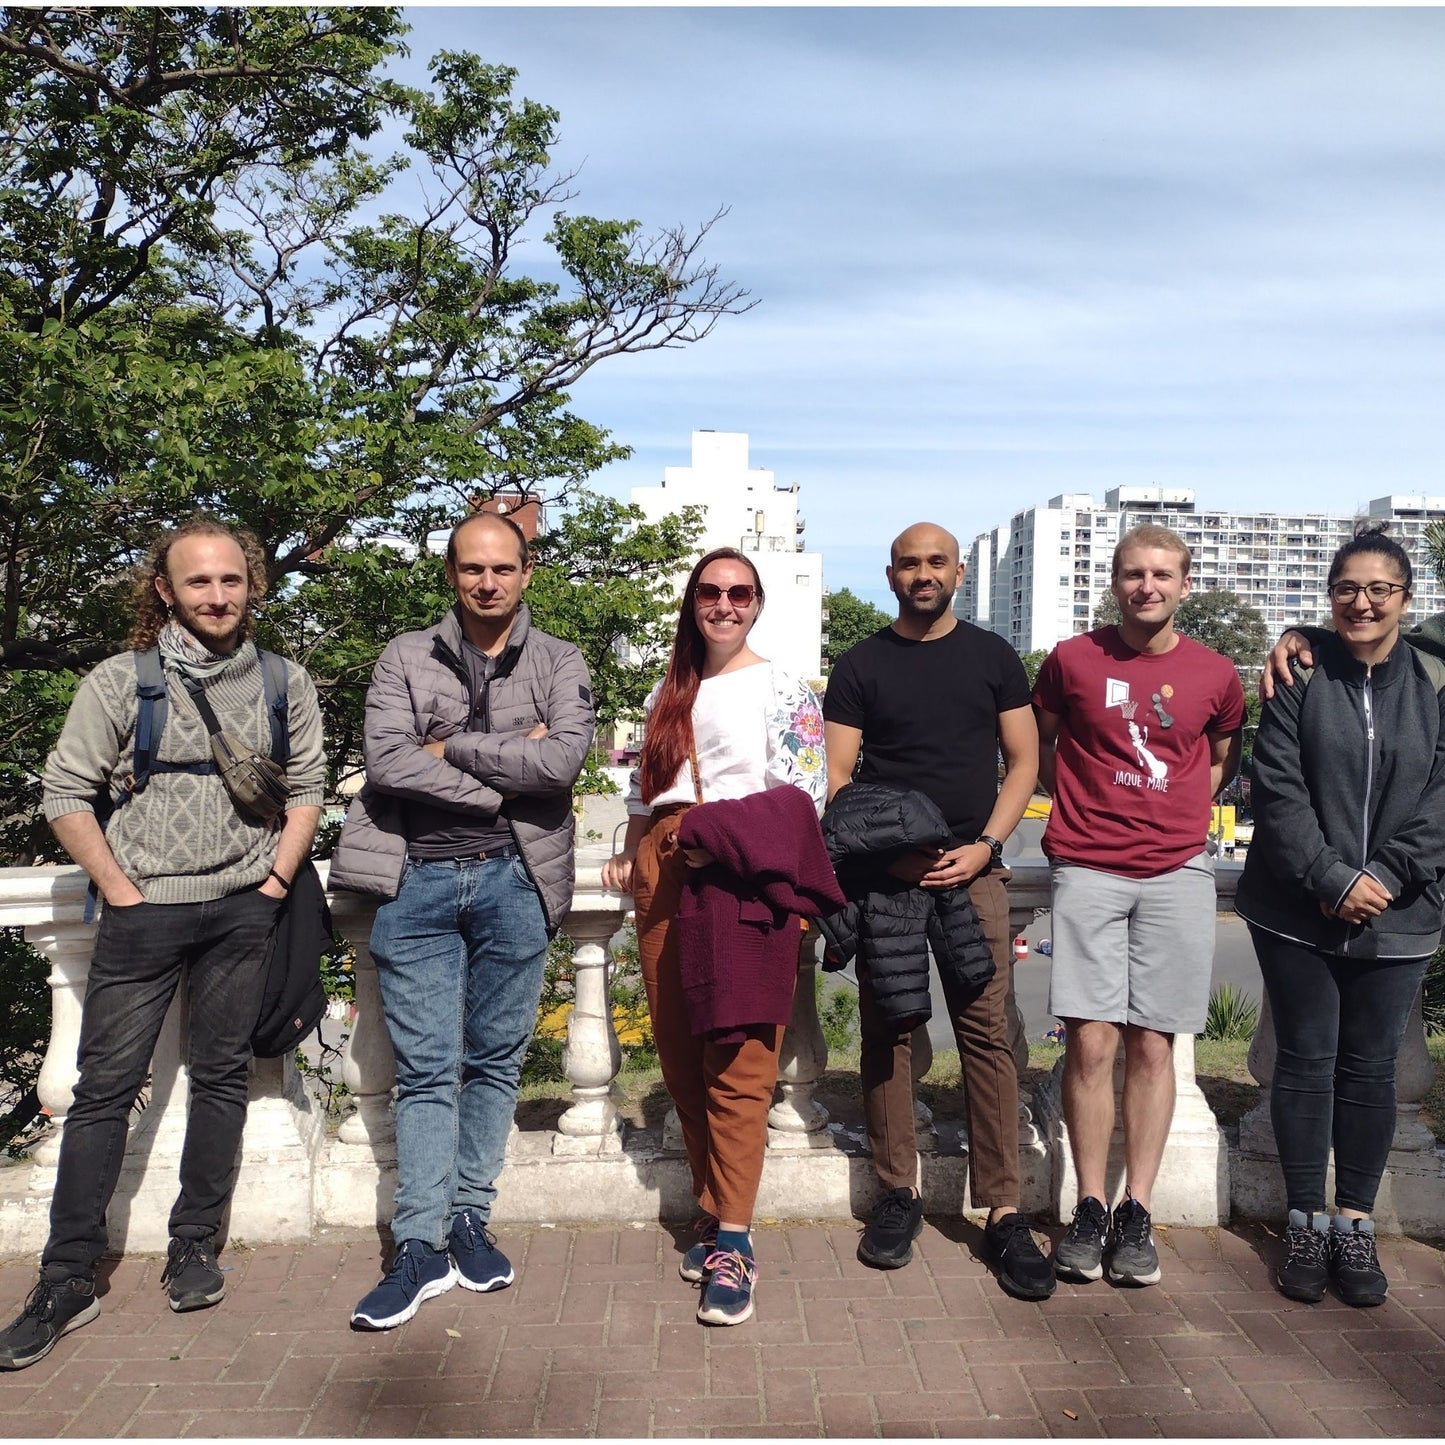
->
<box><xmin>351</xmin><ymin>1239</ymin><xmax>457</xmax><ymax>1329</ymax></box>
<box><xmin>448</xmin><ymin>1210</ymin><xmax>514</xmax><ymax>1293</ymax></box>
<box><xmin>0</xmin><ymin>1276</ymin><xmax>99</xmax><ymax>1371</ymax></box>
<box><xmin>679</xmin><ymin>1216</ymin><xmax>719</xmax><ymax>1283</ymax></box>
<box><xmin>696</xmin><ymin>1249</ymin><xmax>757</xmax><ymax>1326</ymax></box>
<box><xmin>161</xmin><ymin>1236</ymin><xmax>225</xmax><ymax>1313</ymax></box>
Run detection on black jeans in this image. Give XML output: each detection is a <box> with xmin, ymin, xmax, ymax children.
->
<box><xmin>42</xmin><ymin>889</ymin><xmax>281</xmax><ymax>1279</ymax></box>
<box><xmin>1249</xmin><ymin>925</ymin><xmax>1429</xmax><ymax>1215</ymax></box>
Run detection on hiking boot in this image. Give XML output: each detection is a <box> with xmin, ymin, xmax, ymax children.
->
<box><xmin>1276</xmin><ymin>1210</ymin><xmax>1330</xmax><ymax>1303</ymax></box>
<box><xmin>983</xmin><ymin>1212</ymin><xmax>1056</xmax><ymax>1301</ymax></box>
<box><xmin>0</xmin><ymin>1276</ymin><xmax>99</xmax><ymax>1371</ymax></box>
<box><xmin>351</xmin><ymin>1239</ymin><xmax>457</xmax><ymax>1330</ymax></box>
<box><xmin>1107</xmin><ymin>1196</ymin><xmax>1161</xmax><ymax>1286</ymax></box>
<box><xmin>1329</xmin><ymin>1216</ymin><xmax>1388</xmax><ymax>1307</ymax></box>
<box><xmin>858</xmin><ymin>1188</ymin><xmax>924</xmax><ymax>1269</ymax></box>
<box><xmin>679</xmin><ymin>1215</ymin><xmax>720</xmax><ymax>1283</ymax></box>
<box><xmin>161</xmin><ymin>1237</ymin><xmax>225</xmax><ymax>1313</ymax></box>
<box><xmin>696</xmin><ymin>1249</ymin><xmax>757</xmax><ymax>1326</ymax></box>
<box><xmin>1053</xmin><ymin>1196</ymin><xmax>1109</xmax><ymax>1282</ymax></box>
<box><xmin>448</xmin><ymin>1210</ymin><xmax>514</xmax><ymax>1293</ymax></box>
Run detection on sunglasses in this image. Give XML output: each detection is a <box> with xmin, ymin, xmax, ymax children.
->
<box><xmin>695</xmin><ymin>582</ymin><xmax>758</xmax><ymax>605</ymax></box>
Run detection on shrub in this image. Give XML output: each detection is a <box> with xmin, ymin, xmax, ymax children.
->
<box><xmin>1200</xmin><ymin>983</ymin><xmax>1260</xmax><ymax>1042</ymax></box>
<box><xmin>1424</xmin><ymin>943</ymin><xmax>1445</xmax><ymax>1037</ymax></box>
<box><xmin>815</xmin><ymin>971</ymin><xmax>859</xmax><ymax>1053</ymax></box>
<box><xmin>0</xmin><ymin>928</ymin><xmax>49</xmax><ymax>1153</ymax></box>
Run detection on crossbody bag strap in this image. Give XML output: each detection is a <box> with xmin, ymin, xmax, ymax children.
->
<box><xmin>688</xmin><ymin>736</ymin><xmax>704</xmax><ymax>805</ymax></box>
<box><xmin>181</xmin><ymin>675</ymin><xmax>244</xmax><ymax>766</ymax></box>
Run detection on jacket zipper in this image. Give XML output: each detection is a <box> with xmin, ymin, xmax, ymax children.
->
<box><xmin>1344</xmin><ymin>674</ymin><xmax>1378</xmax><ymax>957</ymax></box>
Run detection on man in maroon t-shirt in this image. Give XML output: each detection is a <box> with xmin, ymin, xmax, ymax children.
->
<box><xmin>1032</xmin><ymin>524</ymin><xmax>1243</xmax><ymax>1289</ymax></box>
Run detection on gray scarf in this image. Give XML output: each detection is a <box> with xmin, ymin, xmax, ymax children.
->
<box><xmin>157</xmin><ymin>618</ymin><xmax>241</xmax><ymax>681</ymax></box>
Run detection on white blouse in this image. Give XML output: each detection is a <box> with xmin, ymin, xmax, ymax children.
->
<box><xmin>625</xmin><ymin>662</ymin><xmax>827</xmax><ymax>815</ymax></box>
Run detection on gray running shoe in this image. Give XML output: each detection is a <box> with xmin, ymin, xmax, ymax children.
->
<box><xmin>1107</xmin><ymin>1196</ymin><xmax>1161</xmax><ymax>1286</ymax></box>
<box><xmin>1053</xmin><ymin>1196</ymin><xmax>1109</xmax><ymax>1282</ymax></box>
<box><xmin>1276</xmin><ymin>1209</ymin><xmax>1330</xmax><ymax>1303</ymax></box>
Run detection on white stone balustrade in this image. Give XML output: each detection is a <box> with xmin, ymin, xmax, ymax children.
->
<box><xmin>2</xmin><ymin>857</ymin><xmax>1440</xmax><ymax>1251</ymax></box>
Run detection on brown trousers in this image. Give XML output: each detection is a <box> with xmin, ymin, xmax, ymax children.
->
<box><xmin>858</xmin><ymin>872</ymin><xmax>1021</xmax><ymax>1207</ymax></box>
<box><xmin>632</xmin><ymin>805</ymin><xmax>789</xmax><ymax>1224</ymax></box>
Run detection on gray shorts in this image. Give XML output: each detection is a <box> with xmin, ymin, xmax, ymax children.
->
<box><xmin>1047</xmin><ymin>852</ymin><xmax>1216</xmax><ymax>1034</ymax></box>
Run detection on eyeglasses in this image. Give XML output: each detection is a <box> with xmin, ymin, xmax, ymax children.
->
<box><xmin>1328</xmin><ymin>580</ymin><xmax>1409</xmax><ymax>604</ymax></box>
<box><xmin>695</xmin><ymin>583</ymin><xmax>757</xmax><ymax>605</ymax></box>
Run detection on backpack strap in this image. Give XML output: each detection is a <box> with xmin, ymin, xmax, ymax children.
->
<box><xmin>1413</xmin><ymin>648</ymin><xmax>1445</xmax><ymax>695</ymax></box>
<box><xmin>126</xmin><ymin>647</ymin><xmax>169</xmax><ymax>802</ymax></box>
<box><xmin>259</xmin><ymin>649</ymin><xmax>290</xmax><ymax>765</ymax></box>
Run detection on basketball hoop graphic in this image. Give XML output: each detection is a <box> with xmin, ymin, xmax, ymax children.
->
<box><xmin>1105</xmin><ymin>677</ymin><xmax>1133</xmax><ymax>712</ymax></box>
<box><xmin>1120</xmin><ymin>698</ymin><xmax>1138</xmax><ymax>722</ymax></box>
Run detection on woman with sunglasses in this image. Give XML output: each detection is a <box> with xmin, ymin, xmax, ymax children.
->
<box><xmin>1237</xmin><ymin>525</ymin><xmax>1445</xmax><ymax>1307</ymax></box>
<box><xmin>602</xmin><ymin>547</ymin><xmax>827</xmax><ymax>1325</ymax></box>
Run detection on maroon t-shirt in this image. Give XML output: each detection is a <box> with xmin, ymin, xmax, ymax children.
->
<box><xmin>1032</xmin><ymin>627</ymin><xmax>1245</xmax><ymax>879</ymax></box>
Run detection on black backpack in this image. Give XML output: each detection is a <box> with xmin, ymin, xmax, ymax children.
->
<box><xmin>97</xmin><ymin>648</ymin><xmax>330</xmax><ymax>1057</ymax></box>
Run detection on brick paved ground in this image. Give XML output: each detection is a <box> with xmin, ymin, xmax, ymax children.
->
<box><xmin>0</xmin><ymin>1218</ymin><xmax>1441</xmax><ymax>1438</ymax></box>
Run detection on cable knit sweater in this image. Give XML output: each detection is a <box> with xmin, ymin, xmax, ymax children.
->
<box><xmin>41</xmin><ymin>643</ymin><xmax>326</xmax><ymax>904</ymax></box>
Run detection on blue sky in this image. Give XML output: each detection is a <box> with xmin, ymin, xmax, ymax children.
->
<box><xmin>393</xmin><ymin>7</ymin><xmax>1445</xmax><ymax>608</ymax></box>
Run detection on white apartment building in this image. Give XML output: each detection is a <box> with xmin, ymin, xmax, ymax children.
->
<box><xmin>961</xmin><ymin>488</ymin><xmax>1445</xmax><ymax>655</ymax></box>
<box><xmin>629</xmin><ymin>430</ymin><xmax>824</xmax><ymax>679</ymax></box>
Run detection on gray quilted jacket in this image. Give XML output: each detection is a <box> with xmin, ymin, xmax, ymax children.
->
<box><xmin>329</xmin><ymin>603</ymin><xmax>595</xmax><ymax>933</ymax></box>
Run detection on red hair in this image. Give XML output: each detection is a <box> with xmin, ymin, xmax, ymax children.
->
<box><xmin>638</xmin><ymin>548</ymin><xmax>765</xmax><ymax>804</ymax></box>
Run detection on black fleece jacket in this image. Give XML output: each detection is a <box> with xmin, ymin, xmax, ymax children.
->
<box><xmin>1236</xmin><ymin>631</ymin><xmax>1445</xmax><ymax>958</ymax></box>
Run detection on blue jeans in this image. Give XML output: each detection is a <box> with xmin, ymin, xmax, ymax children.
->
<box><xmin>370</xmin><ymin>853</ymin><xmax>551</xmax><ymax>1248</ymax></box>
<box><xmin>43</xmin><ymin>889</ymin><xmax>281</xmax><ymax>1278</ymax></box>
<box><xmin>1249</xmin><ymin>926</ymin><xmax>1429</xmax><ymax>1215</ymax></box>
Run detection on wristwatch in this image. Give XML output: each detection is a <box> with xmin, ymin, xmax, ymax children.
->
<box><xmin>975</xmin><ymin>835</ymin><xmax>1005</xmax><ymax>871</ymax></box>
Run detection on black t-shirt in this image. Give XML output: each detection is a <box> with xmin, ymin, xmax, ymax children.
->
<box><xmin>823</xmin><ymin>621</ymin><xmax>1032</xmax><ymax>841</ymax></box>
<box><xmin>406</xmin><ymin>640</ymin><xmax>514</xmax><ymax>859</ymax></box>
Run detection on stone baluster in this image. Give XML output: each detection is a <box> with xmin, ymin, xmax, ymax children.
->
<box><xmin>23</xmin><ymin>922</ymin><xmax>95</xmax><ymax>1166</ymax></box>
<box><xmin>769</xmin><ymin>928</ymin><xmax>833</xmax><ymax>1149</ymax></box>
<box><xmin>554</xmin><ymin>908</ymin><xmax>625</xmax><ymax>1155</ymax></box>
<box><xmin>326</xmin><ymin>895</ymin><xmax>396</xmax><ymax>1148</ymax></box>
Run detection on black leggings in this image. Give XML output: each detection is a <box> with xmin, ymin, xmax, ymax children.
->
<box><xmin>1249</xmin><ymin>926</ymin><xmax>1428</xmax><ymax>1215</ymax></box>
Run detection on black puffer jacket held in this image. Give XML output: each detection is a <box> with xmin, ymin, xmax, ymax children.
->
<box><xmin>817</xmin><ymin>782</ymin><xmax>995</xmax><ymax>1030</ymax></box>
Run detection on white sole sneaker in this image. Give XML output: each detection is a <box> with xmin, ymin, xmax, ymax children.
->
<box><xmin>350</xmin><ymin>1263</ymin><xmax>458</xmax><ymax>1329</ymax></box>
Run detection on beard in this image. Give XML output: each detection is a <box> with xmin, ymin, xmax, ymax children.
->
<box><xmin>892</xmin><ymin>579</ymin><xmax>956</xmax><ymax>620</ymax></box>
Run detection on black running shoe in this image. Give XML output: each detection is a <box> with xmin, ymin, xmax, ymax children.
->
<box><xmin>1053</xmin><ymin>1196</ymin><xmax>1109</xmax><ymax>1282</ymax></box>
<box><xmin>858</xmin><ymin>1187</ymin><xmax>923</xmax><ymax>1269</ymax></box>
<box><xmin>1276</xmin><ymin>1209</ymin><xmax>1330</xmax><ymax>1303</ymax></box>
<box><xmin>1107</xmin><ymin>1196</ymin><xmax>1161</xmax><ymax>1287</ymax></box>
<box><xmin>0</xmin><ymin>1276</ymin><xmax>99</xmax><ymax>1371</ymax></box>
<box><xmin>161</xmin><ymin>1236</ymin><xmax>225</xmax><ymax>1313</ymax></box>
<box><xmin>983</xmin><ymin>1212</ymin><xmax>1056</xmax><ymax>1300</ymax></box>
<box><xmin>1329</xmin><ymin>1217</ymin><xmax>1388</xmax><ymax>1308</ymax></box>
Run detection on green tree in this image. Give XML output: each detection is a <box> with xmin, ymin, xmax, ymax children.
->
<box><xmin>823</xmin><ymin>588</ymin><xmax>890</xmax><ymax>670</ymax></box>
<box><xmin>0</xmin><ymin>7</ymin><xmax>751</xmax><ymax>860</ymax></box>
<box><xmin>1018</xmin><ymin>649</ymin><xmax>1048</xmax><ymax>688</ymax></box>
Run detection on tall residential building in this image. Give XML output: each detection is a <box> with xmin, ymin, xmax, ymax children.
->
<box><xmin>629</xmin><ymin>430</ymin><xmax>824</xmax><ymax>679</ymax></box>
<box><xmin>961</xmin><ymin>488</ymin><xmax>1445</xmax><ymax>655</ymax></box>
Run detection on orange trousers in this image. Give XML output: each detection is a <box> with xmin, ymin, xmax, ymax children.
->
<box><xmin>631</xmin><ymin>805</ymin><xmax>789</xmax><ymax>1224</ymax></box>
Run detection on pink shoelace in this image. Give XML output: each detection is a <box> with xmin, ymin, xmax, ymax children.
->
<box><xmin>701</xmin><ymin>1249</ymin><xmax>757</xmax><ymax>1291</ymax></box>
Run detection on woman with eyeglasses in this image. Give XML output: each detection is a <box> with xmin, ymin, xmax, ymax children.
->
<box><xmin>601</xmin><ymin>547</ymin><xmax>827</xmax><ymax>1326</ymax></box>
<box><xmin>1237</xmin><ymin>525</ymin><xmax>1445</xmax><ymax>1308</ymax></box>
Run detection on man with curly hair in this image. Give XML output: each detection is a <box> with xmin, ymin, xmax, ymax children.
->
<box><xmin>0</xmin><ymin>516</ymin><xmax>325</xmax><ymax>1371</ymax></box>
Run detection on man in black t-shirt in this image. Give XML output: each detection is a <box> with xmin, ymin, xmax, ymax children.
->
<box><xmin>824</xmin><ymin>521</ymin><xmax>1053</xmax><ymax>1302</ymax></box>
